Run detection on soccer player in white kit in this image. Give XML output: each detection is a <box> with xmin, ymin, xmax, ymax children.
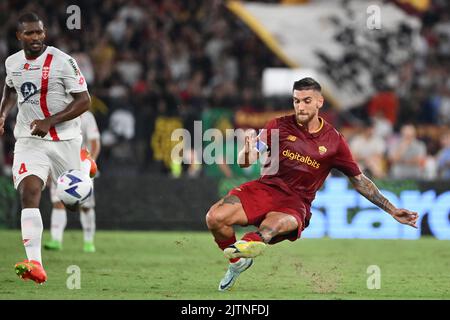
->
<box><xmin>45</xmin><ymin>110</ymin><xmax>101</xmax><ymax>253</ymax></box>
<box><xmin>0</xmin><ymin>13</ymin><xmax>91</xmax><ymax>283</ymax></box>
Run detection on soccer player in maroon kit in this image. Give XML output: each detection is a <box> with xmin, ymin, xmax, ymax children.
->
<box><xmin>206</xmin><ymin>78</ymin><xmax>419</xmax><ymax>291</ymax></box>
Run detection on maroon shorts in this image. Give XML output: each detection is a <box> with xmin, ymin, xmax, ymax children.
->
<box><xmin>228</xmin><ymin>180</ymin><xmax>311</xmax><ymax>244</ymax></box>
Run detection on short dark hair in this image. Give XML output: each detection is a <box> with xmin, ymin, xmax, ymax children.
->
<box><xmin>293</xmin><ymin>77</ymin><xmax>322</xmax><ymax>92</ymax></box>
<box><xmin>17</xmin><ymin>12</ymin><xmax>42</xmax><ymax>30</ymax></box>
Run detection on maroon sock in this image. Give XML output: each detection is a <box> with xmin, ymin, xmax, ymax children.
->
<box><xmin>241</xmin><ymin>231</ymin><xmax>264</xmax><ymax>243</ymax></box>
<box><xmin>214</xmin><ymin>235</ymin><xmax>240</xmax><ymax>263</ymax></box>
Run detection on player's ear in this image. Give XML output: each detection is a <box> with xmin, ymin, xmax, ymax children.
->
<box><xmin>316</xmin><ymin>93</ymin><xmax>324</xmax><ymax>109</ymax></box>
<box><xmin>16</xmin><ymin>30</ymin><xmax>22</xmax><ymax>41</ymax></box>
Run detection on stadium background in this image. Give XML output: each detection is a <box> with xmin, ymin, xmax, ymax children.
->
<box><xmin>1</xmin><ymin>0</ymin><xmax>450</xmax><ymax>301</ymax></box>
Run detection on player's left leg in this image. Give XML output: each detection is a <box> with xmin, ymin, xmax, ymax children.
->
<box><xmin>255</xmin><ymin>211</ymin><xmax>300</xmax><ymax>243</ymax></box>
<box><xmin>80</xmin><ymin>183</ymin><xmax>96</xmax><ymax>252</ymax></box>
<box><xmin>44</xmin><ymin>199</ymin><xmax>66</xmax><ymax>251</ymax></box>
<box><xmin>80</xmin><ymin>206</ymin><xmax>96</xmax><ymax>253</ymax></box>
<box><xmin>45</xmin><ymin>206</ymin><xmax>66</xmax><ymax>250</ymax></box>
<box><xmin>224</xmin><ymin>212</ymin><xmax>300</xmax><ymax>259</ymax></box>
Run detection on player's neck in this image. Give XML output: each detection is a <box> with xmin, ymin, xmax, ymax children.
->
<box><xmin>24</xmin><ymin>45</ymin><xmax>47</xmax><ymax>60</ymax></box>
<box><xmin>298</xmin><ymin>117</ymin><xmax>323</xmax><ymax>133</ymax></box>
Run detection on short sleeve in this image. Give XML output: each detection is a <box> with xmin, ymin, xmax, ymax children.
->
<box><xmin>60</xmin><ymin>56</ymin><xmax>88</xmax><ymax>93</ymax></box>
<box><xmin>332</xmin><ymin>133</ymin><xmax>362</xmax><ymax>177</ymax></box>
<box><xmin>5</xmin><ymin>61</ymin><xmax>14</xmax><ymax>88</ymax></box>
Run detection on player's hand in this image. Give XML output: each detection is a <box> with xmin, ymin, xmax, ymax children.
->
<box><xmin>30</xmin><ymin>118</ymin><xmax>52</xmax><ymax>138</ymax></box>
<box><xmin>0</xmin><ymin>115</ymin><xmax>5</xmax><ymax>136</ymax></box>
<box><xmin>391</xmin><ymin>208</ymin><xmax>419</xmax><ymax>228</ymax></box>
<box><xmin>244</xmin><ymin>129</ymin><xmax>257</xmax><ymax>153</ymax></box>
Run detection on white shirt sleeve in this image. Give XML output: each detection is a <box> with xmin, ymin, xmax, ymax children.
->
<box><xmin>5</xmin><ymin>60</ymin><xmax>14</xmax><ymax>88</ymax></box>
<box><xmin>60</xmin><ymin>55</ymin><xmax>88</xmax><ymax>93</ymax></box>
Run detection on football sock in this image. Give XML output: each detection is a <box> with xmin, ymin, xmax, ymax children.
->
<box><xmin>80</xmin><ymin>208</ymin><xmax>96</xmax><ymax>243</ymax></box>
<box><xmin>50</xmin><ymin>208</ymin><xmax>67</xmax><ymax>242</ymax></box>
<box><xmin>21</xmin><ymin>208</ymin><xmax>43</xmax><ymax>265</ymax></box>
<box><xmin>241</xmin><ymin>231</ymin><xmax>265</xmax><ymax>243</ymax></box>
<box><xmin>215</xmin><ymin>234</ymin><xmax>240</xmax><ymax>263</ymax></box>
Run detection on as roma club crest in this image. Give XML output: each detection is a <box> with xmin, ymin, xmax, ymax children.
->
<box><xmin>318</xmin><ymin>146</ymin><xmax>327</xmax><ymax>155</ymax></box>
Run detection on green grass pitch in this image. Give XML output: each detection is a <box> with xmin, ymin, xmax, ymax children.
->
<box><xmin>0</xmin><ymin>230</ymin><xmax>449</xmax><ymax>300</ymax></box>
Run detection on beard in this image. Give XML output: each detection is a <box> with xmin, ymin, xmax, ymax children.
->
<box><xmin>295</xmin><ymin>112</ymin><xmax>315</xmax><ymax>125</ymax></box>
<box><xmin>25</xmin><ymin>41</ymin><xmax>44</xmax><ymax>55</ymax></box>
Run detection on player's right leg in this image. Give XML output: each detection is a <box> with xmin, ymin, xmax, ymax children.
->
<box><xmin>206</xmin><ymin>195</ymin><xmax>249</xmax><ymax>249</ymax></box>
<box><xmin>206</xmin><ymin>195</ymin><xmax>257</xmax><ymax>291</ymax></box>
<box><xmin>207</xmin><ymin>193</ymin><xmax>266</xmax><ymax>261</ymax></box>
<box><xmin>12</xmin><ymin>138</ymin><xmax>50</xmax><ymax>284</ymax></box>
<box><xmin>14</xmin><ymin>175</ymin><xmax>48</xmax><ymax>284</ymax></box>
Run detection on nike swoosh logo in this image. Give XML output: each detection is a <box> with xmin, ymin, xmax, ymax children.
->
<box><xmin>220</xmin><ymin>277</ymin><xmax>234</xmax><ymax>290</ymax></box>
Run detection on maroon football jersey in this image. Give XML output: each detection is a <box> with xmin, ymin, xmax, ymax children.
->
<box><xmin>258</xmin><ymin>114</ymin><xmax>361</xmax><ymax>205</ymax></box>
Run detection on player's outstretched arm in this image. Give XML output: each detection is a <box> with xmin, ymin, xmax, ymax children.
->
<box><xmin>348</xmin><ymin>173</ymin><xmax>419</xmax><ymax>228</ymax></box>
<box><xmin>30</xmin><ymin>91</ymin><xmax>91</xmax><ymax>138</ymax></box>
<box><xmin>0</xmin><ymin>84</ymin><xmax>17</xmax><ymax>135</ymax></box>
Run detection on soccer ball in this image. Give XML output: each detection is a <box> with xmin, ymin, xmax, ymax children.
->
<box><xmin>56</xmin><ymin>169</ymin><xmax>93</xmax><ymax>206</ymax></box>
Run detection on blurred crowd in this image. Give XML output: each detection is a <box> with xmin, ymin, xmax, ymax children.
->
<box><xmin>0</xmin><ymin>0</ymin><xmax>283</xmax><ymax>177</ymax></box>
<box><xmin>0</xmin><ymin>0</ymin><xmax>449</xmax><ymax>181</ymax></box>
<box><xmin>343</xmin><ymin>0</ymin><xmax>450</xmax><ymax>181</ymax></box>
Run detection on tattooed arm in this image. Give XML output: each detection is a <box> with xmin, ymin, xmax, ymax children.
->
<box><xmin>349</xmin><ymin>174</ymin><xmax>419</xmax><ymax>228</ymax></box>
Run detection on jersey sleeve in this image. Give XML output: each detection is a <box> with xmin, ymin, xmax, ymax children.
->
<box><xmin>82</xmin><ymin>112</ymin><xmax>100</xmax><ymax>141</ymax></box>
<box><xmin>60</xmin><ymin>56</ymin><xmax>88</xmax><ymax>93</ymax></box>
<box><xmin>5</xmin><ymin>60</ymin><xmax>14</xmax><ymax>88</ymax></box>
<box><xmin>332</xmin><ymin>132</ymin><xmax>362</xmax><ymax>177</ymax></box>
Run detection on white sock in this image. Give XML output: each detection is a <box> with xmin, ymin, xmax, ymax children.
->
<box><xmin>21</xmin><ymin>208</ymin><xmax>43</xmax><ymax>265</ymax></box>
<box><xmin>80</xmin><ymin>208</ymin><xmax>96</xmax><ymax>243</ymax></box>
<box><xmin>50</xmin><ymin>208</ymin><xmax>67</xmax><ymax>242</ymax></box>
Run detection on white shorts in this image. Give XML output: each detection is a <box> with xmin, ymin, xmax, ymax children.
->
<box><xmin>12</xmin><ymin>136</ymin><xmax>82</xmax><ymax>190</ymax></box>
<box><xmin>49</xmin><ymin>178</ymin><xmax>96</xmax><ymax>208</ymax></box>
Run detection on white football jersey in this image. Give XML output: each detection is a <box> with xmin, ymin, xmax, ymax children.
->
<box><xmin>5</xmin><ymin>46</ymin><xmax>88</xmax><ymax>140</ymax></box>
<box><xmin>80</xmin><ymin>110</ymin><xmax>100</xmax><ymax>149</ymax></box>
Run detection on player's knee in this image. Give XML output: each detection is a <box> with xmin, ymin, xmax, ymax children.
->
<box><xmin>260</xmin><ymin>216</ymin><xmax>298</xmax><ymax>238</ymax></box>
<box><xmin>20</xmin><ymin>185</ymin><xmax>41</xmax><ymax>208</ymax></box>
<box><xmin>206</xmin><ymin>207</ymin><xmax>226</xmax><ymax>230</ymax></box>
